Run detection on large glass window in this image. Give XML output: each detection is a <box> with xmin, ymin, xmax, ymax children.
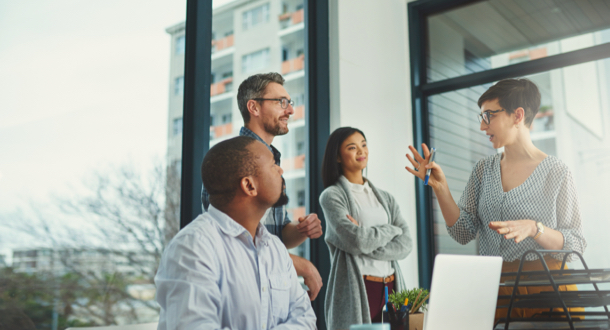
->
<box><xmin>421</xmin><ymin>1</ymin><xmax>610</xmax><ymax>274</ymax></box>
<box><xmin>427</xmin><ymin>0</ymin><xmax>610</xmax><ymax>82</ymax></box>
<box><xmin>0</xmin><ymin>1</ymin><xmax>186</xmax><ymax>327</ymax></box>
<box><xmin>242</xmin><ymin>3</ymin><xmax>271</xmax><ymax>30</ymax></box>
<box><xmin>199</xmin><ymin>0</ymin><xmax>310</xmax><ymax>261</ymax></box>
<box><xmin>242</xmin><ymin>48</ymin><xmax>271</xmax><ymax>73</ymax></box>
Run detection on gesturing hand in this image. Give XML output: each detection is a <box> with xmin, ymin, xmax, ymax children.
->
<box><xmin>297</xmin><ymin>213</ymin><xmax>323</xmax><ymax>239</ymax></box>
<box><xmin>405</xmin><ymin>143</ymin><xmax>446</xmax><ymax>190</ymax></box>
<box><xmin>489</xmin><ymin>220</ymin><xmax>537</xmax><ymax>244</ymax></box>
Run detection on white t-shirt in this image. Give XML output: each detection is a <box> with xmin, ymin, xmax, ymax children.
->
<box><xmin>344</xmin><ymin>176</ymin><xmax>395</xmax><ymax>277</ymax></box>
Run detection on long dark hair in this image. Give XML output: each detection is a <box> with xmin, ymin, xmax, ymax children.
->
<box><xmin>321</xmin><ymin>127</ymin><xmax>366</xmax><ymax>188</ymax></box>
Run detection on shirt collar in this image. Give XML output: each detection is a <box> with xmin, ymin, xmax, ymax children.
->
<box><xmin>341</xmin><ymin>175</ymin><xmax>371</xmax><ymax>193</ymax></box>
<box><xmin>209</xmin><ymin>205</ymin><xmax>272</xmax><ymax>243</ymax></box>
<box><xmin>240</xmin><ymin>126</ymin><xmax>281</xmax><ymax>164</ymax></box>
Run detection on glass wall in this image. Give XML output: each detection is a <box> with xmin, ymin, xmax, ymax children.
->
<box><xmin>165</xmin><ymin>0</ymin><xmax>309</xmax><ymax>259</ymax></box>
<box><xmin>0</xmin><ymin>1</ymin><xmax>185</xmax><ymax>327</ymax></box>
<box><xmin>427</xmin><ymin>0</ymin><xmax>610</xmax><ymax>82</ymax></box>
<box><xmin>424</xmin><ymin>1</ymin><xmax>610</xmax><ymax>275</ymax></box>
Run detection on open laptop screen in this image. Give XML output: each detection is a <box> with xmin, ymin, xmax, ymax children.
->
<box><xmin>424</xmin><ymin>254</ymin><xmax>502</xmax><ymax>330</ymax></box>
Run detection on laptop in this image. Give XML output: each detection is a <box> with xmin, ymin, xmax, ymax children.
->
<box><xmin>424</xmin><ymin>254</ymin><xmax>503</xmax><ymax>330</ymax></box>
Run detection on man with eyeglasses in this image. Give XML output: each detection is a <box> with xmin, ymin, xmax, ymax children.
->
<box><xmin>202</xmin><ymin>72</ymin><xmax>324</xmax><ymax>301</ymax></box>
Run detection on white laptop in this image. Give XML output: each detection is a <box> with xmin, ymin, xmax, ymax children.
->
<box><xmin>424</xmin><ymin>254</ymin><xmax>503</xmax><ymax>330</ymax></box>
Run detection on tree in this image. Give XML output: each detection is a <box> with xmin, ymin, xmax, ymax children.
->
<box><xmin>5</xmin><ymin>159</ymin><xmax>181</xmax><ymax>326</ymax></box>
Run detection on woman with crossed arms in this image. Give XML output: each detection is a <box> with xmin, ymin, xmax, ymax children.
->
<box><xmin>320</xmin><ymin>127</ymin><xmax>413</xmax><ymax>330</ymax></box>
<box><xmin>405</xmin><ymin>78</ymin><xmax>586</xmax><ymax>322</ymax></box>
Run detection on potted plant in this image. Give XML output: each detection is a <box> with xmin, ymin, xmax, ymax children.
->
<box><xmin>388</xmin><ymin>288</ymin><xmax>429</xmax><ymax>330</ymax></box>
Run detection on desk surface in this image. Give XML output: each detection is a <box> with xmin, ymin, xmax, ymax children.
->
<box><xmin>494</xmin><ymin>320</ymin><xmax>610</xmax><ymax>329</ymax></box>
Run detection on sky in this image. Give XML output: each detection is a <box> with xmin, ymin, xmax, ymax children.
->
<box><xmin>0</xmin><ymin>1</ymin><xmax>190</xmax><ymax>255</ymax></box>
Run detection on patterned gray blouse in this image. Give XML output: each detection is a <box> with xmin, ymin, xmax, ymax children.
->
<box><xmin>447</xmin><ymin>153</ymin><xmax>586</xmax><ymax>262</ymax></box>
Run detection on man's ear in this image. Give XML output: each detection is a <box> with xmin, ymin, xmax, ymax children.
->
<box><xmin>240</xmin><ymin>176</ymin><xmax>258</xmax><ymax>197</ymax></box>
<box><xmin>247</xmin><ymin>100</ymin><xmax>260</xmax><ymax>119</ymax></box>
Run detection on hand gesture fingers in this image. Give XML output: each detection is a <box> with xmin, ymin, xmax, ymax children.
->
<box><xmin>406</xmin><ymin>144</ymin><xmax>446</xmax><ymax>189</ymax></box>
<box><xmin>489</xmin><ymin>220</ymin><xmax>534</xmax><ymax>244</ymax></box>
<box><xmin>421</xmin><ymin>143</ymin><xmax>431</xmax><ymax>160</ymax></box>
<box><xmin>406</xmin><ymin>145</ymin><xmax>426</xmax><ymax>179</ymax></box>
<box><xmin>408</xmin><ymin>145</ymin><xmax>426</xmax><ymax>164</ymax></box>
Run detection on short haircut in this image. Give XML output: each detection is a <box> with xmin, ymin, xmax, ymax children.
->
<box><xmin>237</xmin><ymin>72</ymin><xmax>285</xmax><ymax>124</ymax></box>
<box><xmin>478</xmin><ymin>78</ymin><xmax>541</xmax><ymax>127</ymax></box>
<box><xmin>201</xmin><ymin>136</ymin><xmax>259</xmax><ymax>208</ymax></box>
<box><xmin>321</xmin><ymin>127</ymin><xmax>367</xmax><ymax>188</ymax></box>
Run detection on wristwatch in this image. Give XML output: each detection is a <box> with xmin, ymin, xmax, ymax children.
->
<box><xmin>533</xmin><ymin>222</ymin><xmax>545</xmax><ymax>240</ymax></box>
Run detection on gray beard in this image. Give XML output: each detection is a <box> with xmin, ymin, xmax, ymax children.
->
<box><xmin>264</xmin><ymin>121</ymin><xmax>289</xmax><ymax>136</ymax></box>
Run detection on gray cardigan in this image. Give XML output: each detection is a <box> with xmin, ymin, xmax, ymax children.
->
<box><xmin>319</xmin><ymin>176</ymin><xmax>413</xmax><ymax>330</ymax></box>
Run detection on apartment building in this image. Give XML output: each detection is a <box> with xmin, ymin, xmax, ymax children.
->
<box><xmin>11</xmin><ymin>247</ymin><xmax>155</xmax><ymax>278</ymax></box>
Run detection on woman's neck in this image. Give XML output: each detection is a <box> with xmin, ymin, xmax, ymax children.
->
<box><xmin>502</xmin><ymin>129</ymin><xmax>544</xmax><ymax>163</ymax></box>
<box><xmin>343</xmin><ymin>170</ymin><xmax>364</xmax><ymax>185</ymax></box>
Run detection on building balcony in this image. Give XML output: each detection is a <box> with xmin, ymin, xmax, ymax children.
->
<box><xmin>281</xmin><ymin>54</ymin><xmax>304</xmax><ymax>75</ymax></box>
<box><xmin>508</xmin><ymin>47</ymin><xmax>548</xmax><ymax>63</ymax></box>
<box><xmin>288</xmin><ymin>206</ymin><xmax>306</xmax><ymax>221</ymax></box>
<box><xmin>212</xmin><ymin>34</ymin><xmax>234</xmax><ymax>53</ymax></box>
<box><xmin>281</xmin><ymin>154</ymin><xmax>305</xmax><ymax>172</ymax></box>
<box><xmin>210</xmin><ymin>77</ymin><xmax>233</xmax><ymax>97</ymax></box>
<box><xmin>279</xmin><ymin>9</ymin><xmax>304</xmax><ymax>29</ymax></box>
<box><xmin>211</xmin><ymin>122</ymin><xmax>233</xmax><ymax>139</ymax></box>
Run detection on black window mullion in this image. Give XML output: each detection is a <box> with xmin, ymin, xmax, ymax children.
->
<box><xmin>422</xmin><ymin>42</ymin><xmax>610</xmax><ymax>96</ymax></box>
<box><xmin>408</xmin><ymin>0</ymin><xmax>436</xmax><ymax>291</ymax></box>
<box><xmin>306</xmin><ymin>0</ymin><xmax>331</xmax><ymax>328</ymax></box>
<box><xmin>180</xmin><ymin>0</ymin><xmax>212</xmax><ymax>229</ymax></box>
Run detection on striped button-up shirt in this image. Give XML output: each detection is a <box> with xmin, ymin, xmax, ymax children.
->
<box><xmin>202</xmin><ymin>126</ymin><xmax>291</xmax><ymax>242</ymax></box>
<box><xmin>155</xmin><ymin>206</ymin><xmax>316</xmax><ymax>329</ymax></box>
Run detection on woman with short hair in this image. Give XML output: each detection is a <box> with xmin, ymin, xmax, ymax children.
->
<box><xmin>405</xmin><ymin>78</ymin><xmax>586</xmax><ymax>322</ymax></box>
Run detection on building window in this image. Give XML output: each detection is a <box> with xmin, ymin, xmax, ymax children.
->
<box><xmin>176</xmin><ymin>35</ymin><xmax>185</xmax><ymax>55</ymax></box>
<box><xmin>297</xmin><ymin>190</ymin><xmax>305</xmax><ymax>207</ymax></box>
<box><xmin>222</xmin><ymin>113</ymin><xmax>232</xmax><ymax>124</ymax></box>
<box><xmin>242</xmin><ymin>48</ymin><xmax>269</xmax><ymax>73</ymax></box>
<box><xmin>173</xmin><ymin>118</ymin><xmax>183</xmax><ymax>136</ymax></box>
<box><xmin>242</xmin><ymin>3</ymin><xmax>270</xmax><ymax>30</ymax></box>
<box><xmin>174</xmin><ymin>76</ymin><xmax>184</xmax><ymax>95</ymax></box>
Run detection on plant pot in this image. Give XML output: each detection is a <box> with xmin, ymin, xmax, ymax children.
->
<box><xmin>409</xmin><ymin>312</ymin><xmax>424</xmax><ymax>330</ymax></box>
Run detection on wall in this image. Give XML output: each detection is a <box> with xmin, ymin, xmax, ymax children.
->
<box><xmin>329</xmin><ymin>0</ymin><xmax>418</xmax><ymax>288</ymax></box>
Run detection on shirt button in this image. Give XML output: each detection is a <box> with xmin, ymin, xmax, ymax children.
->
<box><xmin>262</xmin><ymin>323</ymin><xmax>266</xmax><ymax>329</ymax></box>
<box><xmin>262</xmin><ymin>286</ymin><xmax>266</xmax><ymax>292</ymax></box>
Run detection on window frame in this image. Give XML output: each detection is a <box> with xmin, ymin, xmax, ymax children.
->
<box><xmin>180</xmin><ymin>1</ymin><xmax>330</xmax><ymax>328</ymax></box>
<box><xmin>408</xmin><ymin>0</ymin><xmax>610</xmax><ymax>290</ymax></box>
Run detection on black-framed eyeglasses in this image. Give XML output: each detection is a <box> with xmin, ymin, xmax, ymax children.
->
<box><xmin>252</xmin><ymin>98</ymin><xmax>294</xmax><ymax>109</ymax></box>
<box><xmin>478</xmin><ymin>109</ymin><xmax>505</xmax><ymax>125</ymax></box>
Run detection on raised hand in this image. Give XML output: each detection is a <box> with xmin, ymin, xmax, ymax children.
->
<box><xmin>405</xmin><ymin>143</ymin><xmax>447</xmax><ymax>190</ymax></box>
